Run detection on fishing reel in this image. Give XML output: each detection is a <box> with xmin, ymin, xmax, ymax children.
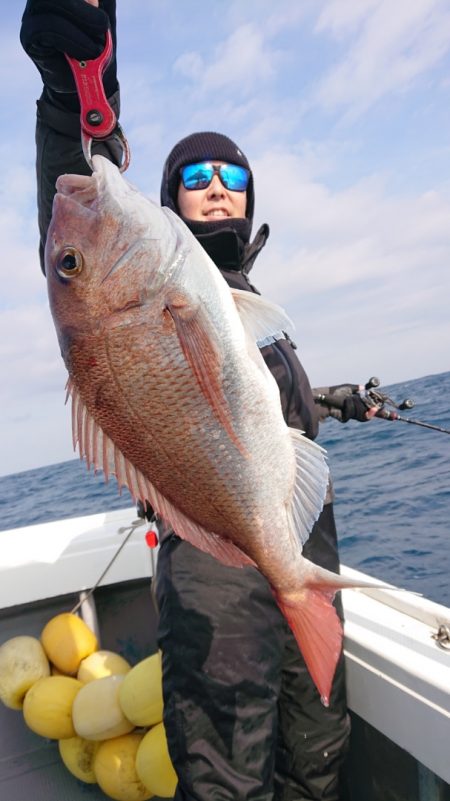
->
<box><xmin>362</xmin><ymin>377</ymin><xmax>415</xmax><ymax>413</ymax></box>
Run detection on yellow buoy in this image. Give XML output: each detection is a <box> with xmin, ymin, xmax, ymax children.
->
<box><xmin>41</xmin><ymin>613</ymin><xmax>98</xmax><ymax>675</ymax></box>
<box><xmin>118</xmin><ymin>652</ymin><xmax>163</xmax><ymax>727</ymax></box>
<box><xmin>136</xmin><ymin>723</ymin><xmax>177</xmax><ymax>798</ymax></box>
<box><xmin>77</xmin><ymin>650</ymin><xmax>131</xmax><ymax>683</ymax></box>
<box><xmin>94</xmin><ymin>732</ymin><xmax>153</xmax><ymax>801</ymax></box>
<box><xmin>58</xmin><ymin>735</ymin><xmax>100</xmax><ymax>783</ymax></box>
<box><xmin>72</xmin><ymin>674</ymin><xmax>135</xmax><ymax>741</ymax></box>
<box><xmin>23</xmin><ymin>675</ymin><xmax>82</xmax><ymax>739</ymax></box>
<box><xmin>0</xmin><ymin>635</ymin><xmax>50</xmax><ymax>710</ymax></box>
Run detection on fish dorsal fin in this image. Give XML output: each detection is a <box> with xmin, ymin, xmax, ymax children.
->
<box><xmin>67</xmin><ymin>380</ymin><xmax>255</xmax><ymax>570</ymax></box>
<box><xmin>289</xmin><ymin>428</ymin><xmax>329</xmax><ymax>547</ymax></box>
<box><xmin>230</xmin><ymin>288</ymin><xmax>294</xmax><ymax>344</ymax></box>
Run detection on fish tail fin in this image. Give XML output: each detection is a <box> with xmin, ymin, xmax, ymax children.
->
<box><xmin>274</xmin><ymin>562</ymin><xmax>393</xmax><ymax>704</ymax></box>
<box><xmin>274</xmin><ymin>586</ymin><xmax>342</xmax><ymax>707</ymax></box>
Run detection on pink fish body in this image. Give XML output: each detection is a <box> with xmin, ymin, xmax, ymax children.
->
<box><xmin>45</xmin><ymin>156</ymin><xmax>369</xmax><ymax>704</ymax></box>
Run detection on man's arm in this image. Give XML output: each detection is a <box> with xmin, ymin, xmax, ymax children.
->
<box><xmin>35</xmin><ymin>89</ymin><xmax>122</xmax><ymax>272</ymax></box>
<box><xmin>20</xmin><ymin>0</ymin><xmax>122</xmax><ymax>271</ymax></box>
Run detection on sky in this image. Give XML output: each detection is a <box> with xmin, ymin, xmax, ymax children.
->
<box><xmin>1</xmin><ymin>0</ymin><xmax>450</xmax><ymax>477</ymax></box>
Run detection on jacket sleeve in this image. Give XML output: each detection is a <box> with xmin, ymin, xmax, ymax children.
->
<box><xmin>260</xmin><ymin>338</ymin><xmax>319</xmax><ymax>440</ymax></box>
<box><xmin>35</xmin><ymin>87</ymin><xmax>123</xmax><ymax>273</ymax></box>
<box><xmin>312</xmin><ymin>386</ymin><xmax>344</xmax><ymax>423</ymax></box>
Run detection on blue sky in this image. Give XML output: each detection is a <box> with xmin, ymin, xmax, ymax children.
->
<box><xmin>1</xmin><ymin>0</ymin><xmax>450</xmax><ymax>476</ymax></box>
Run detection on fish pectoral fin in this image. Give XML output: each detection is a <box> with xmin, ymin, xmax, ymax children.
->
<box><xmin>274</xmin><ymin>587</ymin><xmax>342</xmax><ymax>706</ymax></box>
<box><xmin>231</xmin><ymin>288</ymin><xmax>294</xmax><ymax>344</ymax></box>
<box><xmin>165</xmin><ymin>296</ymin><xmax>247</xmax><ymax>455</ymax></box>
<box><xmin>289</xmin><ymin>428</ymin><xmax>329</xmax><ymax>547</ymax></box>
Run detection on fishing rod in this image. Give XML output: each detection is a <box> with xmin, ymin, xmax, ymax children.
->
<box><xmin>314</xmin><ymin>377</ymin><xmax>450</xmax><ymax>435</ymax></box>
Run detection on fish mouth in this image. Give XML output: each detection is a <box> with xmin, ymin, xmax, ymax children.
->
<box><xmin>55</xmin><ymin>172</ymin><xmax>99</xmax><ymax>206</ymax></box>
<box><xmin>55</xmin><ymin>154</ymin><xmax>120</xmax><ymax>206</ymax></box>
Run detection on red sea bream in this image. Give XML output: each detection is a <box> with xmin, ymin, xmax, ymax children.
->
<box><xmin>45</xmin><ymin>155</ymin><xmax>375</xmax><ymax>704</ymax></box>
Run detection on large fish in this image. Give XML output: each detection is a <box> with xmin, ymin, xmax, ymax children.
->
<box><xmin>45</xmin><ymin>155</ymin><xmax>371</xmax><ymax>704</ymax></box>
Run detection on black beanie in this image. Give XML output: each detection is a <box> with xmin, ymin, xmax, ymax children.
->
<box><xmin>160</xmin><ymin>131</ymin><xmax>255</xmax><ymax>224</ymax></box>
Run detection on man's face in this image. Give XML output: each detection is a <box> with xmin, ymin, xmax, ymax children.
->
<box><xmin>177</xmin><ymin>161</ymin><xmax>247</xmax><ymax>222</ymax></box>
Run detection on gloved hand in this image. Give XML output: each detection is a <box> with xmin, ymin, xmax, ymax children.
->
<box><xmin>20</xmin><ymin>0</ymin><xmax>117</xmax><ymax>97</ymax></box>
<box><xmin>342</xmin><ymin>394</ymin><xmax>374</xmax><ymax>422</ymax></box>
<box><xmin>314</xmin><ymin>383</ymin><xmax>380</xmax><ymax>423</ymax></box>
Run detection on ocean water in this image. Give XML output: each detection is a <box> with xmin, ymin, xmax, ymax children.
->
<box><xmin>0</xmin><ymin>372</ymin><xmax>449</xmax><ymax>606</ymax></box>
<box><xmin>318</xmin><ymin>371</ymin><xmax>450</xmax><ymax>606</ymax></box>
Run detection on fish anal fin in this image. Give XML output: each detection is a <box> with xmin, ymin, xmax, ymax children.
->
<box><xmin>166</xmin><ymin>298</ymin><xmax>247</xmax><ymax>456</ymax></box>
<box><xmin>275</xmin><ymin>587</ymin><xmax>342</xmax><ymax>706</ymax></box>
<box><xmin>158</xmin><ymin>500</ymin><xmax>256</xmax><ymax>570</ymax></box>
<box><xmin>67</xmin><ymin>381</ymin><xmax>254</xmax><ymax>570</ymax></box>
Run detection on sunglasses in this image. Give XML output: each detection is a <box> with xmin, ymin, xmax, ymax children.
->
<box><xmin>180</xmin><ymin>161</ymin><xmax>250</xmax><ymax>192</ymax></box>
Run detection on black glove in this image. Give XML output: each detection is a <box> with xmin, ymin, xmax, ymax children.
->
<box><xmin>20</xmin><ymin>0</ymin><xmax>117</xmax><ymax>98</ymax></box>
<box><xmin>342</xmin><ymin>394</ymin><xmax>372</xmax><ymax>423</ymax></box>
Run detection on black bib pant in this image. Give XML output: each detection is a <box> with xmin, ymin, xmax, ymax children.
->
<box><xmin>155</xmin><ymin>503</ymin><xmax>350</xmax><ymax>801</ymax></box>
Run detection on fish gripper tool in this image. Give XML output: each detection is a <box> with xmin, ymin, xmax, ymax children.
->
<box><xmin>65</xmin><ymin>29</ymin><xmax>130</xmax><ymax>173</ymax></box>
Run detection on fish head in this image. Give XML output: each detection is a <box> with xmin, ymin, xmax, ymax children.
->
<box><xmin>45</xmin><ymin>155</ymin><xmax>181</xmax><ymax>362</ymax></box>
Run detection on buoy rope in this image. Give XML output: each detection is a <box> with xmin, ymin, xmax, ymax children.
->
<box><xmin>70</xmin><ymin>517</ymin><xmax>146</xmax><ymax>614</ymax></box>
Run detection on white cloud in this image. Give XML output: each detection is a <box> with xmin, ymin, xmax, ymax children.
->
<box><xmin>316</xmin><ymin>0</ymin><xmax>381</xmax><ymax>37</ymax></box>
<box><xmin>173</xmin><ymin>23</ymin><xmax>280</xmax><ymax>97</ymax></box>
<box><xmin>173</xmin><ymin>51</ymin><xmax>203</xmax><ymax>83</ymax></box>
<box><xmin>0</xmin><ymin>303</ymin><xmax>64</xmax><ymax>398</ymax></box>
<box><xmin>0</xmin><ymin>391</ymin><xmax>74</xmax><ymax>478</ymax></box>
<box><xmin>315</xmin><ymin>0</ymin><xmax>450</xmax><ymax>115</ymax></box>
<box><xmin>0</xmin><ymin>28</ymin><xmax>42</xmax><ymax>100</ymax></box>
<box><xmin>0</xmin><ymin>301</ymin><xmax>73</xmax><ymax>477</ymax></box>
<box><xmin>253</xmin><ymin>149</ymin><xmax>450</xmax><ymax>258</ymax></box>
<box><xmin>0</xmin><ymin>162</ymin><xmax>45</xmax><ymax>305</ymax></box>
<box><xmin>248</xmin><ymin>147</ymin><xmax>450</xmax><ymax>385</ymax></box>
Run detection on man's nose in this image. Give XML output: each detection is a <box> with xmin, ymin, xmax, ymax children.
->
<box><xmin>207</xmin><ymin>174</ymin><xmax>226</xmax><ymax>197</ymax></box>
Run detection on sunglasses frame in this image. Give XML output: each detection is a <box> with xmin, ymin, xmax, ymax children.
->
<box><xmin>180</xmin><ymin>161</ymin><xmax>250</xmax><ymax>192</ymax></box>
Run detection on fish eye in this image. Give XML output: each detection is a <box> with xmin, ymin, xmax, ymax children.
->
<box><xmin>55</xmin><ymin>246</ymin><xmax>84</xmax><ymax>278</ymax></box>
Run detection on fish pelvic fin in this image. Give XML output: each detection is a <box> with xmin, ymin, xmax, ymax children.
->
<box><xmin>289</xmin><ymin>428</ymin><xmax>329</xmax><ymax>548</ymax></box>
<box><xmin>274</xmin><ymin>586</ymin><xmax>342</xmax><ymax>707</ymax></box>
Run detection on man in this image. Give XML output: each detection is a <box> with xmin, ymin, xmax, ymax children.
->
<box><xmin>21</xmin><ymin>2</ymin><xmax>374</xmax><ymax>798</ymax></box>
<box><xmin>155</xmin><ymin>132</ymin><xmax>351</xmax><ymax>801</ymax></box>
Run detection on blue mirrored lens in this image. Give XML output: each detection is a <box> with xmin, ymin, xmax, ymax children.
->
<box><xmin>181</xmin><ymin>162</ymin><xmax>249</xmax><ymax>191</ymax></box>
<box><xmin>219</xmin><ymin>164</ymin><xmax>249</xmax><ymax>191</ymax></box>
<box><xmin>181</xmin><ymin>163</ymin><xmax>213</xmax><ymax>190</ymax></box>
